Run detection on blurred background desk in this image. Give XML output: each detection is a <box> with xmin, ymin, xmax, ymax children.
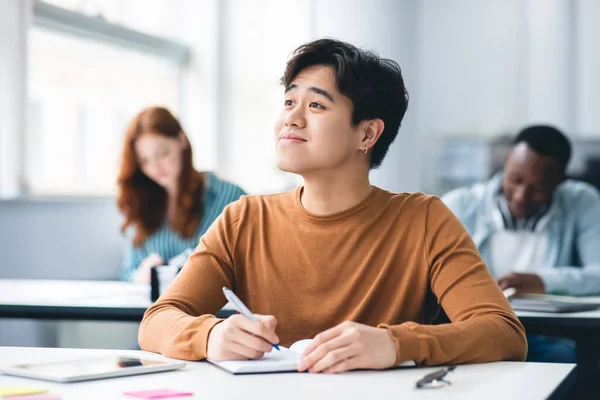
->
<box><xmin>0</xmin><ymin>279</ymin><xmax>235</xmax><ymax>349</ymax></box>
<box><xmin>0</xmin><ymin>279</ymin><xmax>236</xmax><ymax>321</ymax></box>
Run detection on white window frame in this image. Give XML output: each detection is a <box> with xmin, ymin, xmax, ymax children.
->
<box><xmin>33</xmin><ymin>1</ymin><xmax>190</xmax><ymax>65</ymax></box>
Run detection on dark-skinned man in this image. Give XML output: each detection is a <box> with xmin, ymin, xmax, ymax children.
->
<box><xmin>443</xmin><ymin>125</ymin><xmax>600</xmax><ymax>363</ymax></box>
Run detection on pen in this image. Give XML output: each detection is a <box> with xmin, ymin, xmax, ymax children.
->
<box><xmin>222</xmin><ymin>287</ymin><xmax>280</xmax><ymax>351</ymax></box>
<box><xmin>415</xmin><ymin>366</ymin><xmax>455</xmax><ymax>389</ymax></box>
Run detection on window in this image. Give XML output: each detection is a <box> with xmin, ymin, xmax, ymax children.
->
<box><xmin>26</xmin><ymin>0</ymin><xmax>189</xmax><ymax>195</ymax></box>
<box><xmin>42</xmin><ymin>0</ymin><xmax>184</xmax><ymax>39</ymax></box>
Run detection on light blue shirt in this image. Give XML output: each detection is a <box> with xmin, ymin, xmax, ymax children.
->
<box><xmin>442</xmin><ymin>173</ymin><xmax>600</xmax><ymax>295</ymax></box>
<box><xmin>120</xmin><ymin>172</ymin><xmax>246</xmax><ymax>281</ymax></box>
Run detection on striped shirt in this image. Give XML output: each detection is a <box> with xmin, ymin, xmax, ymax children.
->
<box><xmin>120</xmin><ymin>172</ymin><xmax>246</xmax><ymax>281</ymax></box>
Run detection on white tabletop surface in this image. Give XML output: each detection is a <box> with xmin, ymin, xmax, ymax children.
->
<box><xmin>0</xmin><ymin>347</ymin><xmax>575</xmax><ymax>400</ymax></box>
<box><xmin>0</xmin><ymin>279</ymin><xmax>152</xmax><ymax>309</ymax></box>
<box><xmin>0</xmin><ymin>279</ymin><xmax>234</xmax><ymax>315</ymax></box>
<box><xmin>516</xmin><ymin>309</ymin><xmax>600</xmax><ymax>319</ymax></box>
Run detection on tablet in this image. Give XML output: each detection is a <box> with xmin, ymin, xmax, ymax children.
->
<box><xmin>0</xmin><ymin>356</ymin><xmax>186</xmax><ymax>383</ymax></box>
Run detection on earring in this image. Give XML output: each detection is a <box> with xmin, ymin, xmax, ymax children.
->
<box><xmin>362</xmin><ymin>146</ymin><xmax>368</xmax><ymax>155</ymax></box>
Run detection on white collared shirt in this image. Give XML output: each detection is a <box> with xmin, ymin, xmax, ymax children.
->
<box><xmin>489</xmin><ymin>198</ymin><xmax>553</xmax><ymax>279</ymax></box>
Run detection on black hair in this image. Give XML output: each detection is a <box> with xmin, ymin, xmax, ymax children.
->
<box><xmin>281</xmin><ymin>38</ymin><xmax>409</xmax><ymax>169</ymax></box>
<box><xmin>513</xmin><ymin>125</ymin><xmax>572</xmax><ymax>169</ymax></box>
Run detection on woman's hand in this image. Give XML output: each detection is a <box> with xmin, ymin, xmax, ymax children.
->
<box><xmin>133</xmin><ymin>253</ymin><xmax>164</xmax><ymax>284</ymax></box>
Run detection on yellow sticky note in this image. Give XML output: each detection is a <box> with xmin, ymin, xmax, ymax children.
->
<box><xmin>0</xmin><ymin>386</ymin><xmax>48</xmax><ymax>397</ymax></box>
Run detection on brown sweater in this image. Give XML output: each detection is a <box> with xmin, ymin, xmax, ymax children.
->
<box><xmin>139</xmin><ymin>187</ymin><xmax>527</xmax><ymax>365</ymax></box>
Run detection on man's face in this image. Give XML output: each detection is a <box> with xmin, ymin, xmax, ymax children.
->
<box><xmin>274</xmin><ymin>65</ymin><xmax>365</xmax><ymax>175</ymax></box>
<box><xmin>502</xmin><ymin>142</ymin><xmax>564</xmax><ymax>219</ymax></box>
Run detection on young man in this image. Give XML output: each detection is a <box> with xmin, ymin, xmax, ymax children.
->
<box><xmin>139</xmin><ymin>38</ymin><xmax>526</xmax><ymax>372</ymax></box>
<box><xmin>443</xmin><ymin>125</ymin><xmax>600</xmax><ymax>362</ymax></box>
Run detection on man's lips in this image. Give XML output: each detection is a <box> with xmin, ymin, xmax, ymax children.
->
<box><xmin>279</xmin><ymin>132</ymin><xmax>307</xmax><ymax>141</ymax></box>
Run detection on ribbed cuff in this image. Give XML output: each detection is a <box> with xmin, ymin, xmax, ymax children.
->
<box><xmin>537</xmin><ymin>269</ymin><xmax>566</xmax><ymax>294</ymax></box>
<box><xmin>378</xmin><ymin>323</ymin><xmax>421</xmax><ymax>365</ymax></box>
<box><xmin>196</xmin><ymin>317</ymin><xmax>225</xmax><ymax>359</ymax></box>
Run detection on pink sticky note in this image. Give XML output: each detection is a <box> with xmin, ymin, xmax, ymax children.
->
<box><xmin>4</xmin><ymin>395</ymin><xmax>61</xmax><ymax>400</ymax></box>
<box><xmin>123</xmin><ymin>389</ymin><xmax>194</xmax><ymax>399</ymax></box>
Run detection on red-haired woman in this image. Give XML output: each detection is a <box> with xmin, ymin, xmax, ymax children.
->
<box><xmin>118</xmin><ymin>107</ymin><xmax>245</xmax><ymax>283</ymax></box>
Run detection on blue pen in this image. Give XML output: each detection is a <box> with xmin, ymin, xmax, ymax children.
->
<box><xmin>222</xmin><ymin>287</ymin><xmax>280</xmax><ymax>351</ymax></box>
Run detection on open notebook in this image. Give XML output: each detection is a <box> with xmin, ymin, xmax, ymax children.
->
<box><xmin>208</xmin><ymin>339</ymin><xmax>415</xmax><ymax>374</ymax></box>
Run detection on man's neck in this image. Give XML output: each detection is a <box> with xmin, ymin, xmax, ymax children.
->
<box><xmin>301</xmin><ymin>168</ymin><xmax>372</xmax><ymax>216</ymax></box>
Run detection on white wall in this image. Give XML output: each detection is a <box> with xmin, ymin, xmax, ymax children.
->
<box><xmin>525</xmin><ymin>0</ymin><xmax>575</xmax><ymax>129</ymax></box>
<box><xmin>416</xmin><ymin>0</ymin><xmax>526</xmax><ymax>135</ymax></box>
<box><xmin>576</xmin><ymin>0</ymin><xmax>600</xmax><ymax>136</ymax></box>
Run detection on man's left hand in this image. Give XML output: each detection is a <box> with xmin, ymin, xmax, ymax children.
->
<box><xmin>297</xmin><ymin>321</ymin><xmax>397</xmax><ymax>374</ymax></box>
<box><xmin>497</xmin><ymin>272</ymin><xmax>545</xmax><ymax>295</ymax></box>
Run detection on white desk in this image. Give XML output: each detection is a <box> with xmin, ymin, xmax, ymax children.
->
<box><xmin>0</xmin><ymin>347</ymin><xmax>575</xmax><ymax>400</ymax></box>
<box><xmin>0</xmin><ymin>279</ymin><xmax>235</xmax><ymax>322</ymax></box>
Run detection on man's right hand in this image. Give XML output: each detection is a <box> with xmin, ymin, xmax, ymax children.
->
<box><xmin>207</xmin><ymin>314</ymin><xmax>279</xmax><ymax>361</ymax></box>
<box><xmin>497</xmin><ymin>272</ymin><xmax>545</xmax><ymax>295</ymax></box>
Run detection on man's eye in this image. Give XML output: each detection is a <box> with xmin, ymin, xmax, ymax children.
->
<box><xmin>310</xmin><ymin>102</ymin><xmax>324</xmax><ymax>109</ymax></box>
<box><xmin>284</xmin><ymin>99</ymin><xmax>293</xmax><ymax>106</ymax></box>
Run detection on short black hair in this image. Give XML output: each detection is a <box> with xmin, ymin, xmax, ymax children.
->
<box><xmin>513</xmin><ymin>125</ymin><xmax>572</xmax><ymax>169</ymax></box>
<box><xmin>281</xmin><ymin>38</ymin><xmax>409</xmax><ymax>169</ymax></box>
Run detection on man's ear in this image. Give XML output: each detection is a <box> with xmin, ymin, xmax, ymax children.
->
<box><xmin>359</xmin><ymin>119</ymin><xmax>385</xmax><ymax>152</ymax></box>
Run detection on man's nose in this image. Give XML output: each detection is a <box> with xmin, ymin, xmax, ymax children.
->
<box><xmin>513</xmin><ymin>186</ymin><xmax>530</xmax><ymax>203</ymax></box>
<box><xmin>284</xmin><ymin>107</ymin><xmax>306</xmax><ymax>128</ymax></box>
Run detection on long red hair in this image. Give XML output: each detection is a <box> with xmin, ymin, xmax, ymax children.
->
<box><xmin>117</xmin><ymin>107</ymin><xmax>205</xmax><ymax>247</ymax></box>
